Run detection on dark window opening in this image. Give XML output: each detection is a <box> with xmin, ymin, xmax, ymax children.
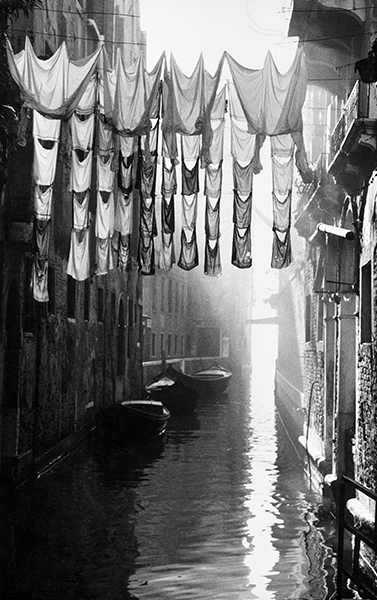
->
<box><xmin>67</xmin><ymin>275</ymin><xmax>76</xmax><ymax>319</ymax></box>
<box><xmin>84</xmin><ymin>279</ymin><xmax>90</xmax><ymax>322</ymax></box>
<box><xmin>361</xmin><ymin>261</ymin><xmax>372</xmax><ymax>343</ymax></box>
<box><xmin>48</xmin><ymin>266</ymin><xmax>55</xmax><ymax>315</ymax></box>
<box><xmin>97</xmin><ymin>288</ymin><xmax>104</xmax><ymax>323</ymax></box>
<box><xmin>117</xmin><ymin>299</ymin><xmax>126</xmax><ymax>376</ymax></box>
<box><xmin>305</xmin><ymin>294</ymin><xmax>311</xmax><ymax>343</ymax></box>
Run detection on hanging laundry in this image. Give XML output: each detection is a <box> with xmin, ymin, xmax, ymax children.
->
<box><xmin>71</xmin><ymin>111</ymin><xmax>95</xmax><ymax>151</ymax></box>
<box><xmin>204</xmin><ymin>161</ymin><xmax>223</xmax><ymax>198</ymax></box>
<box><xmin>97</xmin><ymin>114</ymin><xmax>114</xmax><ymax>155</ymax></box>
<box><xmin>233</xmin><ymin>159</ymin><xmax>254</xmax><ymax>195</ymax></box>
<box><xmin>114</xmin><ymin>189</ymin><xmax>133</xmax><ymax>235</ymax></box>
<box><xmin>178</xmin><ymin>227</ymin><xmax>199</xmax><ymax>271</ymax></box>
<box><xmin>34</xmin><ymin>184</ymin><xmax>53</xmax><ymax>220</ymax></box>
<box><xmin>138</xmin><ymin>232</ymin><xmax>155</xmax><ymax>275</ymax></box>
<box><xmin>161</xmin><ymin>158</ymin><xmax>177</xmax><ymax>197</ymax></box>
<box><xmin>33</xmin><ymin>138</ymin><xmax>59</xmax><ymax>186</ymax></box>
<box><xmin>95</xmin><ymin>190</ymin><xmax>115</xmax><ymax>239</ymax></box>
<box><xmin>272</xmin><ymin>192</ymin><xmax>292</xmax><ymax>233</ymax></box>
<box><xmin>117</xmin><ymin>233</ymin><xmax>132</xmax><ymax>272</ymax></box>
<box><xmin>158</xmin><ymin>230</ymin><xmax>175</xmax><ymax>271</ymax></box>
<box><xmin>204</xmin><ymin>237</ymin><xmax>222</xmax><ymax>277</ymax></box>
<box><xmin>97</xmin><ymin>153</ymin><xmax>115</xmax><ymax>192</ymax></box>
<box><xmin>181</xmin><ymin>135</ymin><xmax>201</xmax><ymax>161</ymax></box>
<box><xmin>182</xmin><ymin>158</ymin><xmax>199</xmax><ymax>196</ymax></box>
<box><xmin>138</xmin><ymin>122</ymin><xmax>159</xmax><ymax>198</ymax></box>
<box><xmin>105</xmin><ymin>49</ymin><xmax>164</xmax><ymax>136</ymax></box>
<box><xmin>72</xmin><ymin>189</ymin><xmax>90</xmax><ymax>231</ymax></box>
<box><xmin>33</xmin><ymin>110</ymin><xmax>61</xmax><ymax>141</ymax></box>
<box><xmin>6</xmin><ymin>36</ymin><xmax>102</xmax><ymax>118</ymax></box>
<box><xmin>31</xmin><ymin>256</ymin><xmax>49</xmax><ymax>302</ymax></box>
<box><xmin>34</xmin><ymin>218</ymin><xmax>51</xmax><ymax>258</ymax></box>
<box><xmin>118</xmin><ymin>153</ymin><xmax>133</xmax><ymax>195</ymax></box>
<box><xmin>181</xmin><ymin>194</ymin><xmax>198</xmax><ymax>230</ymax></box>
<box><xmin>271</xmin><ymin>229</ymin><xmax>292</xmax><ymax>269</ymax></box>
<box><xmin>140</xmin><ymin>195</ymin><xmax>157</xmax><ymax>237</ymax></box>
<box><xmin>70</xmin><ymin>149</ymin><xmax>93</xmax><ymax>192</ymax></box>
<box><xmin>67</xmin><ymin>228</ymin><xmax>90</xmax><ymax>280</ymax></box>
<box><xmin>208</xmin><ymin>119</ymin><xmax>225</xmax><ymax>165</ymax></box>
<box><xmin>96</xmin><ymin>237</ymin><xmax>114</xmax><ymax>275</ymax></box>
<box><xmin>231</xmin><ymin>225</ymin><xmax>252</xmax><ymax>269</ymax></box>
<box><xmin>229</xmin><ymin>118</ymin><xmax>257</xmax><ymax>166</ymax></box>
<box><xmin>161</xmin><ymin>195</ymin><xmax>175</xmax><ymax>234</ymax></box>
<box><xmin>233</xmin><ymin>189</ymin><xmax>252</xmax><ymax>229</ymax></box>
<box><xmin>162</xmin><ymin>53</ymin><xmax>225</xmax><ymax>166</ymax></box>
<box><xmin>205</xmin><ymin>197</ymin><xmax>221</xmax><ymax>240</ymax></box>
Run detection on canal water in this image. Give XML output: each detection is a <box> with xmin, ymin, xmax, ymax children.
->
<box><xmin>0</xmin><ymin>325</ymin><xmax>337</xmax><ymax>599</ymax></box>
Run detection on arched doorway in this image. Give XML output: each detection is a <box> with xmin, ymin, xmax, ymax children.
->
<box><xmin>1</xmin><ymin>281</ymin><xmax>21</xmax><ymax>477</ymax></box>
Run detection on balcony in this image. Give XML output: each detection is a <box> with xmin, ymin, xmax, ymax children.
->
<box><xmin>294</xmin><ymin>152</ymin><xmax>346</xmax><ymax>240</ymax></box>
<box><xmin>329</xmin><ymin>80</ymin><xmax>377</xmax><ymax>194</ymax></box>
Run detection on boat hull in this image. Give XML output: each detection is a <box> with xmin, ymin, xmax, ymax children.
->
<box><xmin>97</xmin><ymin>400</ymin><xmax>170</xmax><ymax>443</ymax></box>
<box><xmin>145</xmin><ymin>368</ymin><xmax>199</xmax><ymax>413</ymax></box>
<box><xmin>180</xmin><ymin>364</ymin><xmax>232</xmax><ymax>396</ymax></box>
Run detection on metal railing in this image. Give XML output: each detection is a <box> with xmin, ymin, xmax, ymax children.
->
<box><xmin>329</xmin><ymin>80</ymin><xmax>371</xmax><ymax>164</ymax></box>
<box><xmin>336</xmin><ymin>475</ymin><xmax>377</xmax><ymax>599</ymax></box>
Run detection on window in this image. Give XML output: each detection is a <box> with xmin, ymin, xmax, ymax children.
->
<box><xmin>161</xmin><ymin>278</ymin><xmax>165</xmax><ymax>312</ymax></box>
<box><xmin>111</xmin><ymin>292</ymin><xmax>116</xmax><ymax>325</ymax></box>
<box><xmin>84</xmin><ymin>279</ymin><xmax>90</xmax><ymax>321</ymax></box>
<box><xmin>127</xmin><ymin>298</ymin><xmax>133</xmax><ymax>358</ymax></box>
<box><xmin>161</xmin><ymin>333</ymin><xmax>164</xmax><ymax>356</ymax></box>
<box><xmin>67</xmin><ymin>275</ymin><xmax>76</xmax><ymax>319</ymax></box>
<box><xmin>151</xmin><ymin>332</ymin><xmax>156</xmax><ymax>357</ymax></box>
<box><xmin>175</xmin><ymin>281</ymin><xmax>179</xmax><ymax>312</ymax></box>
<box><xmin>181</xmin><ymin>335</ymin><xmax>184</xmax><ymax>356</ymax></box>
<box><xmin>174</xmin><ymin>334</ymin><xmax>178</xmax><ymax>356</ymax></box>
<box><xmin>167</xmin><ymin>333</ymin><xmax>172</xmax><ymax>356</ymax></box>
<box><xmin>168</xmin><ymin>280</ymin><xmax>173</xmax><ymax>313</ymax></box>
<box><xmin>97</xmin><ymin>288</ymin><xmax>104</xmax><ymax>323</ymax></box>
<box><xmin>317</xmin><ymin>296</ymin><xmax>324</xmax><ymax>342</ymax></box>
<box><xmin>361</xmin><ymin>261</ymin><xmax>372</xmax><ymax>343</ymax></box>
<box><xmin>186</xmin><ymin>334</ymin><xmax>191</xmax><ymax>356</ymax></box>
<box><xmin>152</xmin><ymin>278</ymin><xmax>156</xmax><ymax>311</ymax></box>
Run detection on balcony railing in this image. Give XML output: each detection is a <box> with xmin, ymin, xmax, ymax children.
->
<box><xmin>329</xmin><ymin>80</ymin><xmax>376</xmax><ymax>163</ymax></box>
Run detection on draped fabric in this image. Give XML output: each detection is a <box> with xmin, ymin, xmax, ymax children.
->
<box><xmin>182</xmin><ymin>158</ymin><xmax>199</xmax><ymax>196</ymax></box>
<box><xmin>233</xmin><ymin>190</ymin><xmax>252</xmax><ymax>229</ymax></box>
<box><xmin>73</xmin><ymin>190</ymin><xmax>90</xmax><ymax>230</ymax></box>
<box><xmin>161</xmin><ymin>195</ymin><xmax>175</xmax><ymax>234</ymax></box>
<box><xmin>204</xmin><ymin>238</ymin><xmax>222</xmax><ymax>277</ymax></box>
<box><xmin>161</xmin><ymin>158</ymin><xmax>177</xmax><ymax>197</ymax></box>
<box><xmin>104</xmin><ymin>50</ymin><xmax>164</xmax><ymax>136</ymax></box>
<box><xmin>67</xmin><ymin>229</ymin><xmax>90</xmax><ymax>280</ymax></box>
<box><xmin>34</xmin><ymin>184</ymin><xmax>53</xmax><ymax>220</ymax></box>
<box><xmin>205</xmin><ymin>197</ymin><xmax>221</xmax><ymax>240</ymax></box>
<box><xmin>178</xmin><ymin>227</ymin><xmax>199</xmax><ymax>271</ymax></box>
<box><xmin>232</xmin><ymin>225</ymin><xmax>252</xmax><ymax>269</ymax></box>
<box><xmin>159</xmin><ymin>230</ymin><xmax>175</xmax><ymax>271</ymax></box>
<box><xmin>7</xmin><ymin>37</ymin><xmax>310</xmax><ymax>291</ymax></box>
<box><xmin>117</xmin><ymin>234</ymin><xmax>132</xmax><ymax>272</ymax></box>
<box><xmin>270</xmin><ymin>134</ymin><xmax>295</xmax><ymax>268</ymax></box>
<box><xmin>6</xmin><ymin>36</ymin><xmax>102</xmax><ymax>120</ymax></box>
<box><xmin>204</xmin><ymin>161</ymin><xmax>223</xmax><ymax>198</ymax></box>
<box><xmin>162</xmin><ymin>53</ymin><xmax>225</xmax><ymax>166</ymax></box>
<box><xmin>181</xmin><ymin>194</ymin><xmax>198</xmax><ymax>231</ymax></box>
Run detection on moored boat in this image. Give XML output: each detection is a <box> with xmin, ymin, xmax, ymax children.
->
<box><xmin>145</xmin><ymin>366</ymin><xmax>199</xmax><ymax>413</ymax></box>
<box><xmin>180</xmin><ymin>363</ymin><xmax>232</xmax><ymax>396</ymax></box>
<box><xmin>97</xmin><ymin>399</ymin><xmax>170</xmax><ymax>443</ymax></box>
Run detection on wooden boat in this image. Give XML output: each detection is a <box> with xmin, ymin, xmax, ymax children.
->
<box><xmin>145</xmin><ymin>366</ymin><xmax>199</xmax><ymax>413</ymax></box>
<box><xmin>97</xmin><ymin>399</ymin><xmax>170</xmax><ymax>442</ymax></box>
<box><xmin>180</xmin><ymin>363</ymin><xmax>232</xmax><ymax>396</ymax></box>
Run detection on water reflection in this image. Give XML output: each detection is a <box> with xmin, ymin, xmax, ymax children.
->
<box><xmin>0</xmin><ymin>324</ymin><xmax>336</xmax><ymax>599</ymax></box>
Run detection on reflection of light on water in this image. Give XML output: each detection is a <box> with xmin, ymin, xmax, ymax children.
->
<box><xmin>243</xmin><ymin>324</ymin><xmax>280</xmax><ymax>599</ymax></box>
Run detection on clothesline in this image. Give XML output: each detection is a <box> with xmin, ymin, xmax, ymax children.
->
<box><xmin>6</xmin><ymin>36</ymin><xmax>309</xmax><ymax>301</ymax></box>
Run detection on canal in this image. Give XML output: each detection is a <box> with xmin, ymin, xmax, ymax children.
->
<box><xmin>0</xmin><ymin>325</ymin><xmax>337</xmax><ymax>599</ymax></box>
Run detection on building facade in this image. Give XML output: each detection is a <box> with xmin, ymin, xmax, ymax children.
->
<box><xmin>275</xmin><ymin>0</ymin><xmax>377</xmax><ymax>592</ymax></box>
<box><xmin>0</xmin><ymin>0</ymin><xmax>145</xmax><ymax>482</ymax></box>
